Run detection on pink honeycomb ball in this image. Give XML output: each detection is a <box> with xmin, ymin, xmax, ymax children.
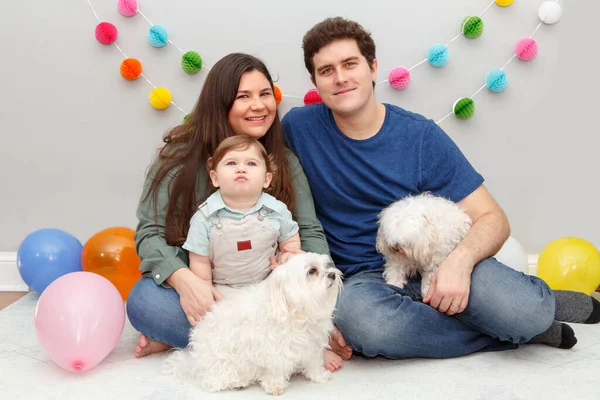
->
<box><xmin>118</xmin><ymin>0</ymin><xmax>139</xmax><ymax>17</ymax></box>
<box><xmin>303</xmin><ymin>88</ymin><xmax>322</xmax><ymax>105</ymax></box>
<box><xmin>515</xmin><ymin>38</ymin><xmax>538</xmax><ymax>61</ymax></box>
<box><xmin>95</xmin><ymin>22</ymin><xmax>118</xmax><ymax>45</ymax></box>
<box><xmin>388</xmin><ymin>67</ymin><xmax>411</xmax><ymax>90</ymax></box>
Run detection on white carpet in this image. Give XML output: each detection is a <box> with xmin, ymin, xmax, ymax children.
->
<box><xmin>1</xmin><ymin>292</ymin><xmax>599</xmax><ymax>399</ymax></box>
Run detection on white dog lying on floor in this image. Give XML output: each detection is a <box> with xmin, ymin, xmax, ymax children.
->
<box><xmin>376</xmin><ymin>192</ymin><xmax>472</xmax><ymax>297</ymax></box>
<box><xmin>162</xmin><ymin>252</ymin><xmax>343</xmax><ymax>396</ymax></box>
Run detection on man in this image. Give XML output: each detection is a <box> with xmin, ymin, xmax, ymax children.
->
<box><xmin>281</xmin><ymin>17</ymin><xmax>599</xmax><ymax>362</ymax></box>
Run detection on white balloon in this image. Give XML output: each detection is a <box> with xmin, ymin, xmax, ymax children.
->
<box><xmin>494</xmin><ymin>236</ymin><xmax>529</xmax><ymax>274</ymax></box>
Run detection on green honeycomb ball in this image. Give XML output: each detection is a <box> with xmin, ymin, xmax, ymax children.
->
<box><xmin>461</xmin><ymin>16</ymin><xmax>484</xmax><ymax>39</ymax></box>
<box><xmin>453</xmin><ymin>98</ymin><xmax>475</xmax><ymax>119</ymax></box>
<box><xmin>182</xmin><ymin>51</ymin><xmax>203</xmax><ymax>74</ymax></box>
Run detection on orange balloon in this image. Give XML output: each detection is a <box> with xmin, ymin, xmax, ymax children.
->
<box><xmin>81</xmin><ymin>227</ymin><xmax>141</xmax><ymax>300</ymax></box>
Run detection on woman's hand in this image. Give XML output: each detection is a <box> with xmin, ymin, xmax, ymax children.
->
<box><xmin>269</xmin><ymin>247</ymin><xmax>305</xmax><ymax>269</ymax></box>
<box><xmin>167</xmin><ymin>268</ymin><xmax>222</xmax><ymax>326</ymax></box>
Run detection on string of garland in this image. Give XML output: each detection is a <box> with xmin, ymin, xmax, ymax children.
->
<box><xmin>435</xmin><ymin>0</ymin><xmax>562</xmax><ymax>123</ymax></box>
<box><xmin>88</xmin><ymin>0</ymin><xmax>563</xmax><ymax>125</ymax></box>
<box><xmin>117</xmin><ymin>0</ymin><xmax>211</xmax><ymax>75</ymax></box>
<box><xmin>88</xmin><ymin>0</ymin><xmax>187</xmax><ymax>114</ymax></box>
<box><xmin>378</xmin><ymin>0</ymin><xmax>498</xmax><ymax>91</ymax></box>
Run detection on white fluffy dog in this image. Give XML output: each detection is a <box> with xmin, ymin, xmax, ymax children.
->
<box><xmin>162</xmin><ymin>252</ymin><xmax>343</xmax><ymax>396</ymax></box>
<box><xmin>376</xmin><ymin>192</ymin><xmax>472</xmax><ymax>296</ymax></box>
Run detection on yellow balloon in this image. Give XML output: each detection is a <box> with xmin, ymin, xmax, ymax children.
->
<box><xmin>537</xmin><ymin>237</ymin><xmax>600</xmax><ymax>295</ymax></box>
<box><xmin>495</xmin><ymin>0</ymin><xmax>515</xmax><ymax>6</ymax></box>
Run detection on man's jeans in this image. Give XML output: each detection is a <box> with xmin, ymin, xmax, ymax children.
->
<box><xmin>333</xmin><ymin>257</ymin><xmax>556</xmax><ymax>358</ymax></box>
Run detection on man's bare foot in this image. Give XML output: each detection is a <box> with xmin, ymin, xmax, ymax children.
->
<box><xmin>324</xmin><ymin>349</ymin><xmax>342</xmax><ymax>372</ymax></box>
<box><xmin>329</xmin><ymin>326</ymin><xmax>352</xmax><ymax>360</ymax></box>
<box><xmin>134</xmin><ymin>334</ymin><xmax>172</xmax><ymax>358</ymax></box>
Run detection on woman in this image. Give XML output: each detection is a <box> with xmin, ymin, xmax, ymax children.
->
<box><xmin>125</xmin><ymin>53</ymin><xmax>352</xmax><ymax>371</ymax></box>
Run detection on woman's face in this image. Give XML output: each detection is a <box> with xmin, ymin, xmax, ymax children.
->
<box><xmin>228</xmin><ymin>70</ymin><xmax>277</xmax><ymax>139</ymax></box>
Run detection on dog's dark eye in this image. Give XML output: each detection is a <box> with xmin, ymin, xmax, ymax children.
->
<box><xmin>390</xmin><ymin>245</ymin><xmax>400</xmax><ymax>252</ymax></box>
<box><xmin>308</xmin><ymin>267</ymin><xmax>318</xmax><ymax>276</ymax></box>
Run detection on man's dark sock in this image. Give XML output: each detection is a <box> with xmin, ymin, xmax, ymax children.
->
<box><xmin>528</xmin><ymin>321</ymin><xmax>577</xmax><ymax>349</ymax></box>
<box><xmin>554</xmin><ymin>290</ymin><xmax>600</xmax><ymax>324</ymax></box>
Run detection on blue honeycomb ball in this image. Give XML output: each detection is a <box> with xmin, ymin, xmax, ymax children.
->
<box><xmin>427</xmin><ymin>44</ymin><xmax>449</xmax><ymax>68</ymax></box>
<box><xmin>486</xmin><ymin>69</ymin><xmax>508</xmax><ymax>93</ymax></box>
<box><xmin>148</xmin><ymin>25</ymin><xmax>169</xmax><ymax>48</ymax></box>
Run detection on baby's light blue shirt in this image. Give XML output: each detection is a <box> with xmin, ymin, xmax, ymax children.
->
<box><xmin>182</xmin><ymin>191</ymin><xmax>299</xmax><ymax>256</ymax></box>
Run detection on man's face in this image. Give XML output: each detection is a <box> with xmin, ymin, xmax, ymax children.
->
<box><xmin>311</xmin><ymin>39</ymin><xmax>377</xmax><ymax>117</ymax></box>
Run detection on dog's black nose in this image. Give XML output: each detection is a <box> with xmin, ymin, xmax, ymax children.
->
<box><xmin>327</xmin><ymin>272</ymin><xmax>336</xmax><ymax>280</ymax></box>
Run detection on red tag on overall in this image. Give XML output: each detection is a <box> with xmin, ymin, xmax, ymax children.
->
<box><xmin>237</xmin><ymin>240</ymin><xmax>252</xmax><ymax>251</ymax></box>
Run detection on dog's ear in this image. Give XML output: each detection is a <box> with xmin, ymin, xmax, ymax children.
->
<box><xmin>266</xmin><ymin>271</ymin><xmax>292</xmax><ymax>321</ymax></box>
<box><xmin>375</xmin><ymin>230</ymin><xmax>385</xmax><ymax>254</ymax></box>
<box><xmin>413</xmin><ymin>215</ymin><xmax>438</xmax><ymax>264</ymax></box>
<box><xmin>317</xmin><ymin>253</ymin><xmax>332</xmax><ymax>267</ymax></box>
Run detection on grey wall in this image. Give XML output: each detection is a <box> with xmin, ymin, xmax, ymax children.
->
<box><xmin>1</xmin><ymin>0</ymin><xmax>597</xmax><ymax>254</ymax></box>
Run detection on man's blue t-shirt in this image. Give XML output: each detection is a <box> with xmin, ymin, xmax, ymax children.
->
<box><xmin>281</xmin><ymin>103</ymin><xmax>484</xmax><ymax>276</ymax></box>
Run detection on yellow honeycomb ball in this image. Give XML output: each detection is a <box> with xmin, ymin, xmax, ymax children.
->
<box><xmin>495</xmin><ymin>0</ymin><xmax>514</xmax><ymax>6</ymax></box>
<box><xmin>149</xmin><ymin>88</ymin><xmax>172</xmax><ymax>110</ymax></box>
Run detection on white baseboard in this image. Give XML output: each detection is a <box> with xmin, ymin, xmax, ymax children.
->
<box><xmin>0</xmin><ymin>252</ymin><xmax>28</xmax><ymax>292</ymax></box>
<box><xmin>0</xmin><ymin>250</ymin><xmax>541</xmax><ymax>292</ymax></box>
<box><xmin>527</xmin><ymin>254</ymin><xmax>539</xmax><ymax>276</ymax></box>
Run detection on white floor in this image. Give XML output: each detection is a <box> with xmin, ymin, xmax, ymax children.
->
<box><xmin>1</xmin><ymin>293</ymin><xmax>599</xmax><ymax>400</ymax></box>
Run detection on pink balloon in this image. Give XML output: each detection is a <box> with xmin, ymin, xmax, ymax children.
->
<box><xmin>34</xmin><ymin>271</ymin><xmax>125</xmax><ymax>372</ymax></box>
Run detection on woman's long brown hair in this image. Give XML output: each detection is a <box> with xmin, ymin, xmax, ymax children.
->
<box><xmin>143</xmin><ymin>53</ymin><xmax>294</xmax><ymax>246</ymax></box>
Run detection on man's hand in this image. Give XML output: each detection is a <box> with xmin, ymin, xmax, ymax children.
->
<box><xmin>423</xmin><ymin>249</ymin><xmax>474</xmax><ymax>316</ymax></box>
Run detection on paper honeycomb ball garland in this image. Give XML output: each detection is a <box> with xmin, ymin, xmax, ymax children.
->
<box><xmin>389</xmin><ymin>67</ymin><xmax>411</xmax><ymax>90</ymax></box>
<box><xmin>273</xmin><ymin>85</ymin><xmax>282</xmax><ymax>105</ymax></box>
<box><xmin>427</xmin><ymin>44</ymin><xmax>450</xmax><ymax>68</ymax></box>
<box><xmin>149</xmin><ymin>88</ymin><xmax>172</xmax><ymax>110</ymax></box>
<box><xmin>87</xmin><ymin>0</ymin><xmax>561</xmax><ymax>123</ymax></box>
<box><xmin>303</xmin><ymin>89</ymin><xmax>322</xmax><ymax>105</ymax></box>
<box><xmin>148</xmin><ymin>25</ymin><xmax>169</xmax><ymax>48</ymax></box>
<box><xmin>515</xmin><ymin>38</ymin><xmax>538</xmax><ymax>61</ymax></box>
<box><xmin>461</xmin><ymin>16</ymin><xmax>484</xmax><ymax>39</ymax></box>
<box><xmin>181</xmin><ymin>51</ymin><xmax>202</xmax><ymax>74</ymax></box>
<box><xmin>95</xmin><ymin>22</ymin><xmax>118</xmax><ymax>45</ymax></box>
<box><xmin>453</xmin><ymin>98</ymin><xmax>475</xmax><ymax>119</ymax></box>
<box><xmin>117</xmin><ymin>0</ymin><xmax>139</xmax><ymax>17</ymax></box>
<box><xmin>485</xmin><ymin>69</ymin><xmax>508</xmax><ymax>93</ymax></box>
<box><xmin>539</xmin><ymin>1</ymin><xmax>562</xmax><ymax>25</ymax></box>
<box><xmin>120</xmin><ymin>58</ymin><xmax>142</xmax><ymax>80</ymax></box>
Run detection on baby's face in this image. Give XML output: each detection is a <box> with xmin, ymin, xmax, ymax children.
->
<box><xmin>209</xmin><ymin>146</ymin><xmax>272</xmax><ymax>198</ymax></box>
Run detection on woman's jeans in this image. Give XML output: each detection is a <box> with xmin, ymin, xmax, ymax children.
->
<box><xmin>126</xmin><ymin>257</ymin><xmax>555</xmax><ymax>358</ymax></box>
<box><xmin>126</xmin><ymin>277</ymin><xmax>192</xmax><ymax>349</ymax></box>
